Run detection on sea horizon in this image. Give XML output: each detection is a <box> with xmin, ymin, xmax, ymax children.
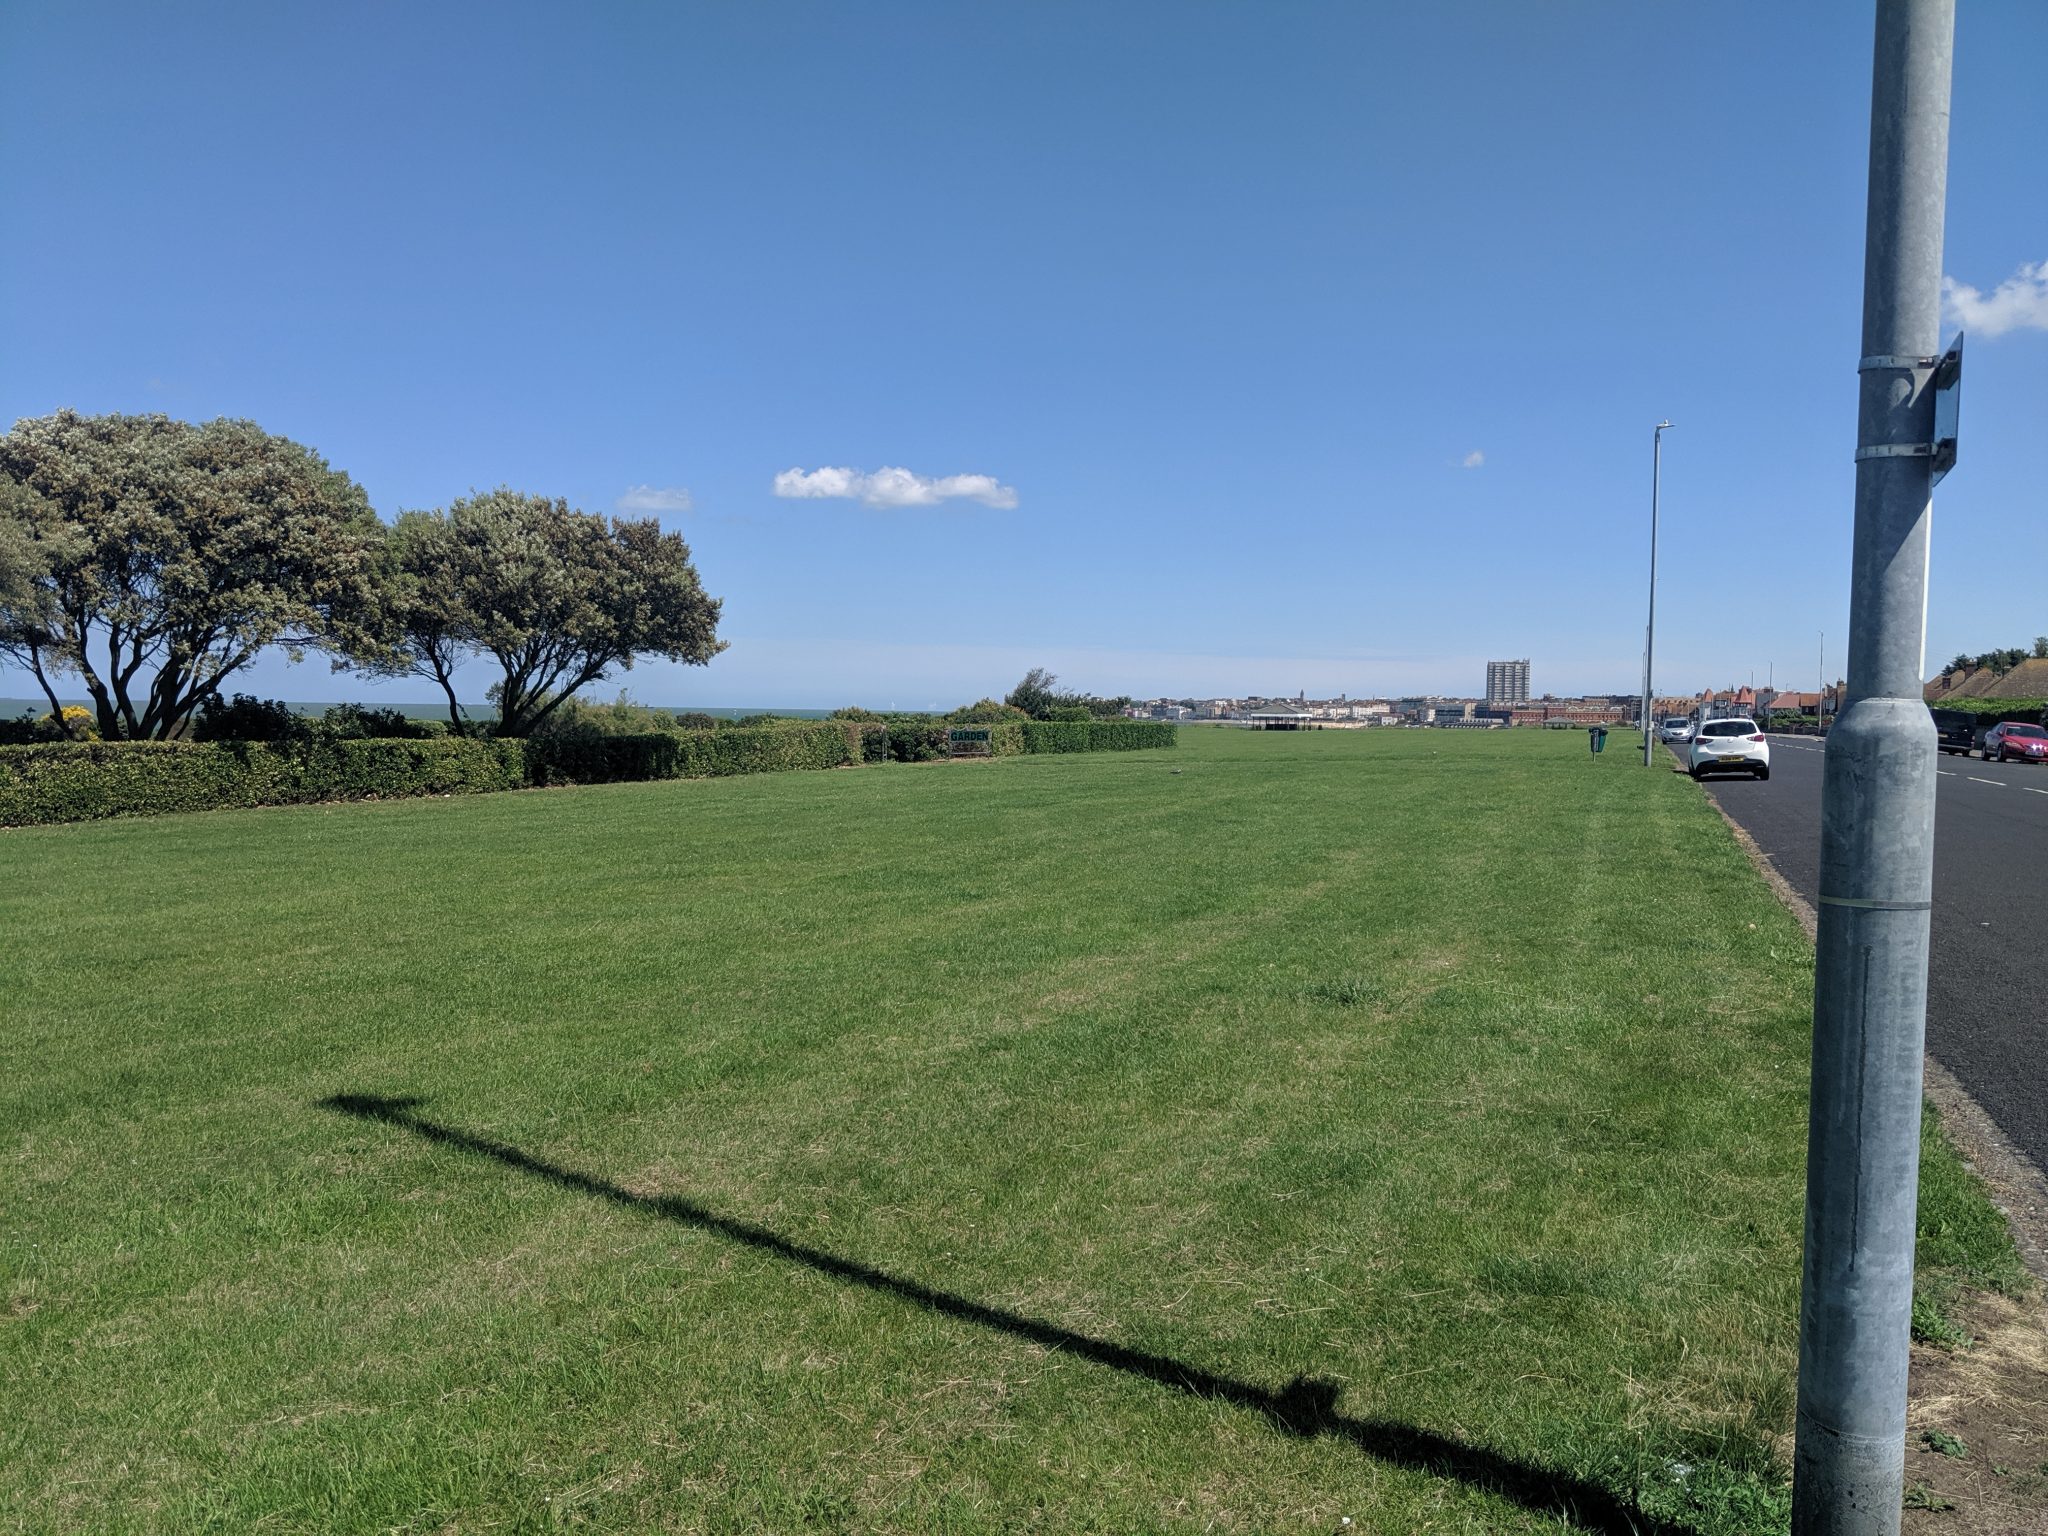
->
<box><xmin>2</xmin><ymin>698</ymin><xmax>836</xmax><ymax>722</ymax></box>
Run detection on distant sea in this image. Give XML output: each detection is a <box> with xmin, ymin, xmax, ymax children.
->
<box><xmin>1</xmin><ymin>698</ymin><xmax>833</xmax><ymax>722</ymax></box>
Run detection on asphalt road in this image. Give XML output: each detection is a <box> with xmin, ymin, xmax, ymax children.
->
<box><xmin>1692</xmin><ymin>734</ymin><xmax>2048</xmax><ymax>1176</ymax></box>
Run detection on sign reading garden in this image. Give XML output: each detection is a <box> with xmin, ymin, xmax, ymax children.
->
<box><xmin>948</xmin><ymin>727</ymin><xmax>993</xmax><ymax>757</ymax></box>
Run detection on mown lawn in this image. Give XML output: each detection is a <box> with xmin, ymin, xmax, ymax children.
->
<box><xmin>0</xmin><ymin>727</ymin><xmax>2013</xmax><ymax>1533</ymax></box>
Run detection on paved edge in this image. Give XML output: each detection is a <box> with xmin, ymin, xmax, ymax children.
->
<box><xmin>1696</xmin><ymin>773</ymin><xmax>2048</xmax><ymax>1286</ymax></box>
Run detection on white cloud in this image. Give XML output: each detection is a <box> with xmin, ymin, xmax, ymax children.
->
<box><xmin>772</xmin><ymin>465</ymin><xmax>1019</xmax><ymax>510</ymax></box>
<box><xmin>1942</xmin><ymin>260</ymin><xmax>2048</xmax><ymax>338</ymax></box>
<box><xmin>1459</xmin><ymin>450</ymin><xmax>1485</xmax><ymax>469</ymax></box>
<box><xmin>617</xmin><ymin>485</ymin><xmax>694</xmax><ymax>514</ymax></box>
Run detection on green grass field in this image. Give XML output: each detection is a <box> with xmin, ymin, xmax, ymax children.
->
<box><xmin>0</xmin><ymin>727</ymin><xmax>2019</xmax><ymax>1534</ymax></box>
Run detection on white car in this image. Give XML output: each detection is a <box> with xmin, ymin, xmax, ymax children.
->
<box><xmin>1687</xmin><ymin>717</ymin><xmax>1770</xmax><ymax>781</ymax></box>
<box><xmin>1658</xmin><ymin>716</ymin><xmax>1694</xmax><ymax>743</ymax></box>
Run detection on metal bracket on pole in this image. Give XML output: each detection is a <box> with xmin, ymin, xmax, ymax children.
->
<box><xmin>1856</xmin><ymin>354</ymin><xmax>1937</xmax><ymax>371</ymax></box>
<box><xmin>1854</xmin><ymin>443</ymin><xmax>1933</xmax><ymax>461</ymax></box>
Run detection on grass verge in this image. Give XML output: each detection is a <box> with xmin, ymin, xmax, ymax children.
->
<box><xmin>0</xmin><ymin>726</ymin><xmax>2023</xmax><ymax>1533</ymax></box>
<box><xmin>1913</xmin><ymin>1104</ymin><xmax>2032</xmax><ymax>1347</ymax></box>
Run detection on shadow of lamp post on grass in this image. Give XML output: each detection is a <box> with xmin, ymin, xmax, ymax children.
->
<box><xmin>318</xmin><ymin>1092</ymin><xmax>1696</xmax><ymax>1536</ymax></box>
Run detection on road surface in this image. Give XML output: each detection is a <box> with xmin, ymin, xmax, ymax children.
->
<box><xmin>1691</xmin><ymin>734</ymin><xmax>2048</xmax><ymax>1175</ymax></box>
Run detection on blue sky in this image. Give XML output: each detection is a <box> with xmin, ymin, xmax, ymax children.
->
<box><xmin>3</xmin><ymin>2</ymin><xmax>2043</xmax><ymax>709</ymax></box>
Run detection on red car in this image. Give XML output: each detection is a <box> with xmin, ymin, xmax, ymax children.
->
<box><xmin>1981</xmin><ymin>721</ymin><xmax>2048</xmax><ymax>763</ymax></box>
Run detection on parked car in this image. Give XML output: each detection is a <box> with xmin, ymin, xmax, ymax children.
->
<box><xmin>1658</xmin><ymin>716</ymin><xmax>1694</xmax><ymax>743</ymax></box>
<box><xmin>1980</xmin><ymin>720</ymin><xmax>2048</xmax><ymax>764</ymax></box>
<box><xmin>1687</xmin><ymin>717</ymin><xmax>1771</xmax><ymax>781</ymax></box>
<box><xmin>1929</xmin><ymin>707</ymin><xmax>1978</xmax><ymax>756</ymax></box>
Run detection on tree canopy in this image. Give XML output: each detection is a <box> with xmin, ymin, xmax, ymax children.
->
<box><xmin>351</xmin><ymin>489</ymin><xmax>724</xmax><ymax>735</ymax></box>
<box><xmin>1004</xmin><ymin>667</ymin><xmax>1062</xmax><ymax>718</ymax></box>
<box><xmin>0</xmin><ymin>479</ymin><xmax>79</xmax><ymax>725</ymax></box>
<box><xmin>947</xmin><ymin>697</ymin><xmax>1028</xmax><ymax>724</ymax></box>
<box><xmin>0</xmin><ymin>487</ymin><xmax>47</xmax><ymax>617</ymax></box>
<box><xmin>0</xmin><ymin>412</ymin><xmax>382</xmax><ymax>739</ymax></box>
<box><xmin>1946</xmin><ymin>644</ymin><xmax>2048</xmax><ymax>678</ymax></box>
<box><xmin>1003</xmin><ymin>667</ymin><xmax>1131</xmax><ymax>721</ymax></box>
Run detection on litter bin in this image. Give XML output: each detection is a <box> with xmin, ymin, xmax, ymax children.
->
<box><xmin>1588</xmin><ymin>726</ymin><xmax>1608</xmax><ymax>755</ymax></box>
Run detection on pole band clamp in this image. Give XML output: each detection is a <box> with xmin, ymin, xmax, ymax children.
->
<box><xmin>1854</xmin><ymin>443</ymin><xmax>1932</xmax><ymax>461</ymax></box>
<box><xmin>1858</xmin><ymin>354</ymin><xmax>1936</xmax><ymax>371</ymax></box>
<box><xmin>1818</xmin><ymin>894</ymin><xmax>1932</xmax><ymax>912</ymax></box>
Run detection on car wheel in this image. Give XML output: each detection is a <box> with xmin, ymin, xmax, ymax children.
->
<box><xmin>1756</xmin><ymin>766</ymin><xmax>1770</xmax><ymax>781</ymax></box>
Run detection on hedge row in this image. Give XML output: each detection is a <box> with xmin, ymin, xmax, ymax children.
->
<box><xmin>1017</xmin><ymin>719</ymin><xmax>1175</xmax><ymax>753</ymax></box>
<box><xmin>0</xmin><ymin>738</ymin><xmax>528</xmax><ymax>826</ymax></box>
<box><xmin>1927</xmin><ymin>698</ymin><xmax>2047</xmax><ymax>722</ymax></box>
<box><xmin>0</xmin><ymin>718</ymin><xmax>1176</xmax><ymax>826</ymax></box>
<box><xmin>527</xmin><ymin>723</ymin><xmax>878</xmax><ymax>784</ymax></box>
<box><xmin>890</xmin><ymin>719</ymin><xmax>1175</xmax><ymax>758</ymax></box>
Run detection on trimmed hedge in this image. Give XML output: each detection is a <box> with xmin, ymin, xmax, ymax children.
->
<box><xmin>525</xmin><ymin>723</ymin><xmax>859</xmax><ymax>785</ymax></box>
<box><xmin>884</xmin><ymin>721</ymin><xmax>951</xmax><ymax>763</ymax></box>
<box><xmin>0</xmin><ymin>738</ymin><xmax>527</xmax><ymax>827</ymax></box>
<box><xmin>855</xmin><ymin>721</ymin><xmax>891</xmax><ymax>763</ymax></box>
<box><xmin>0</xmin><ymin>718</ymin><xmax>1176</xmax><ymax>827</ymax></box>
<box><xmin>1019</xmin><ymin>719</ymin><xmax>1177</xmax><ymax>753</ymax></box>
<box><xmin>1928</xmin><ymin>698</ymin><xmax>2046</xmax><ymax>723</ymax></box>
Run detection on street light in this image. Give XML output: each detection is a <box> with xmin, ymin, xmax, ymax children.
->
<box><xmin>1641</xmin><ymin>421</ymin><xmax>1675</xmax><ymax>766</ymax></box>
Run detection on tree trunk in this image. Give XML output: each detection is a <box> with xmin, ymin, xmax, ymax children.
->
<box><xmin>26</xmin><ymin>649</ymin><xmax>70</xmax><ymax>736</ymax></box>
<box><xmin>435</xmin><ymin>668</ymin><xmax>467</xmax><ymax>734</ymax></box>
<box><xmin>81</xmin><ymin>673</ymin><xmax>124</xmax><ymax>740</ymax></box>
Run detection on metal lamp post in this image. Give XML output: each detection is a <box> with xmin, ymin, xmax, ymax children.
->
<box><xmin>1641</xmin><ymin>421</ymin><xmax>1675</xmax><ymax>765</ymax></box>
<box><xmin>1793</xmin><ymin>3</ymin><xmax>1954</xmax><ymax>1530</ymax></box>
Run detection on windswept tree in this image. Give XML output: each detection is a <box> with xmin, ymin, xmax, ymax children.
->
<box><xmin>1002</xmin><ymin>667</ymin><xmax>1126</xmax><ymax>721</ymax></box>
<box><xmin>1005</xmin><ymin>667</ymin><xmax>1062</xmax><ymax>718</ymax></box>
<box><xmin>352</xmin><ymin>489</ymin><xmax>724</xmax><ymax>735</ymax></box>
<box><xmin>0</xmin><ymin>412</ymin><xmax>383</xmax><ymax>739</ymax></box>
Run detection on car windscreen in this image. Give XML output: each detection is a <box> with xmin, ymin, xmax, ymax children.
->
<box><xmin>2005</xmin><ymin>724</ymin><xmax>2046</xmax><ymax>738</ymax></box>
<box><xmin>1699</xmin><ymin>720</ymin><xmax>1756</xmax><ymax>738</ymax></box>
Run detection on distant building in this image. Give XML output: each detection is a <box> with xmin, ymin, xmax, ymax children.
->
<box><xmin>1486</xmin><ymin>659</ymin><xmax>1531</xmax><ymax>707</ymax></box>
<box><xmin>1242</xmin><ymin>702</ymin><xmax>1316</xmax><ymax>730</ymax></box>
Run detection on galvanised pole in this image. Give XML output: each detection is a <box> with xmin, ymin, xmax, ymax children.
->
<box><xmin>1792</xmin><ymin>4</ymin><xmax>1952</xmax><ymax>1532</ymax></box>
<box><xmin>1641</xmin><ymin>421</ymin><xmax>1673</xmax><ymax>765</ymax></box>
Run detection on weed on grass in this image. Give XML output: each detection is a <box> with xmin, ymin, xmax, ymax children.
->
<box><xmin>1299</xmin><ymin>973</ymin><xmax>1386</xmax><ymax>1009</ymax></box>
<box><xmin>1921</xmin><ymin>1429</ymin><xmax>1967</xmax><ymax>1459</ymax></box>
<box><xmin>1904</xmin><ymin>1481</ymin><xmax>1958</xmax><ymax>1511</ymax></box>
<box><xmin>1913</xmin><ymin>1287</ymin><xmax>1977</xmax><ymax>1349</ymax></box>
